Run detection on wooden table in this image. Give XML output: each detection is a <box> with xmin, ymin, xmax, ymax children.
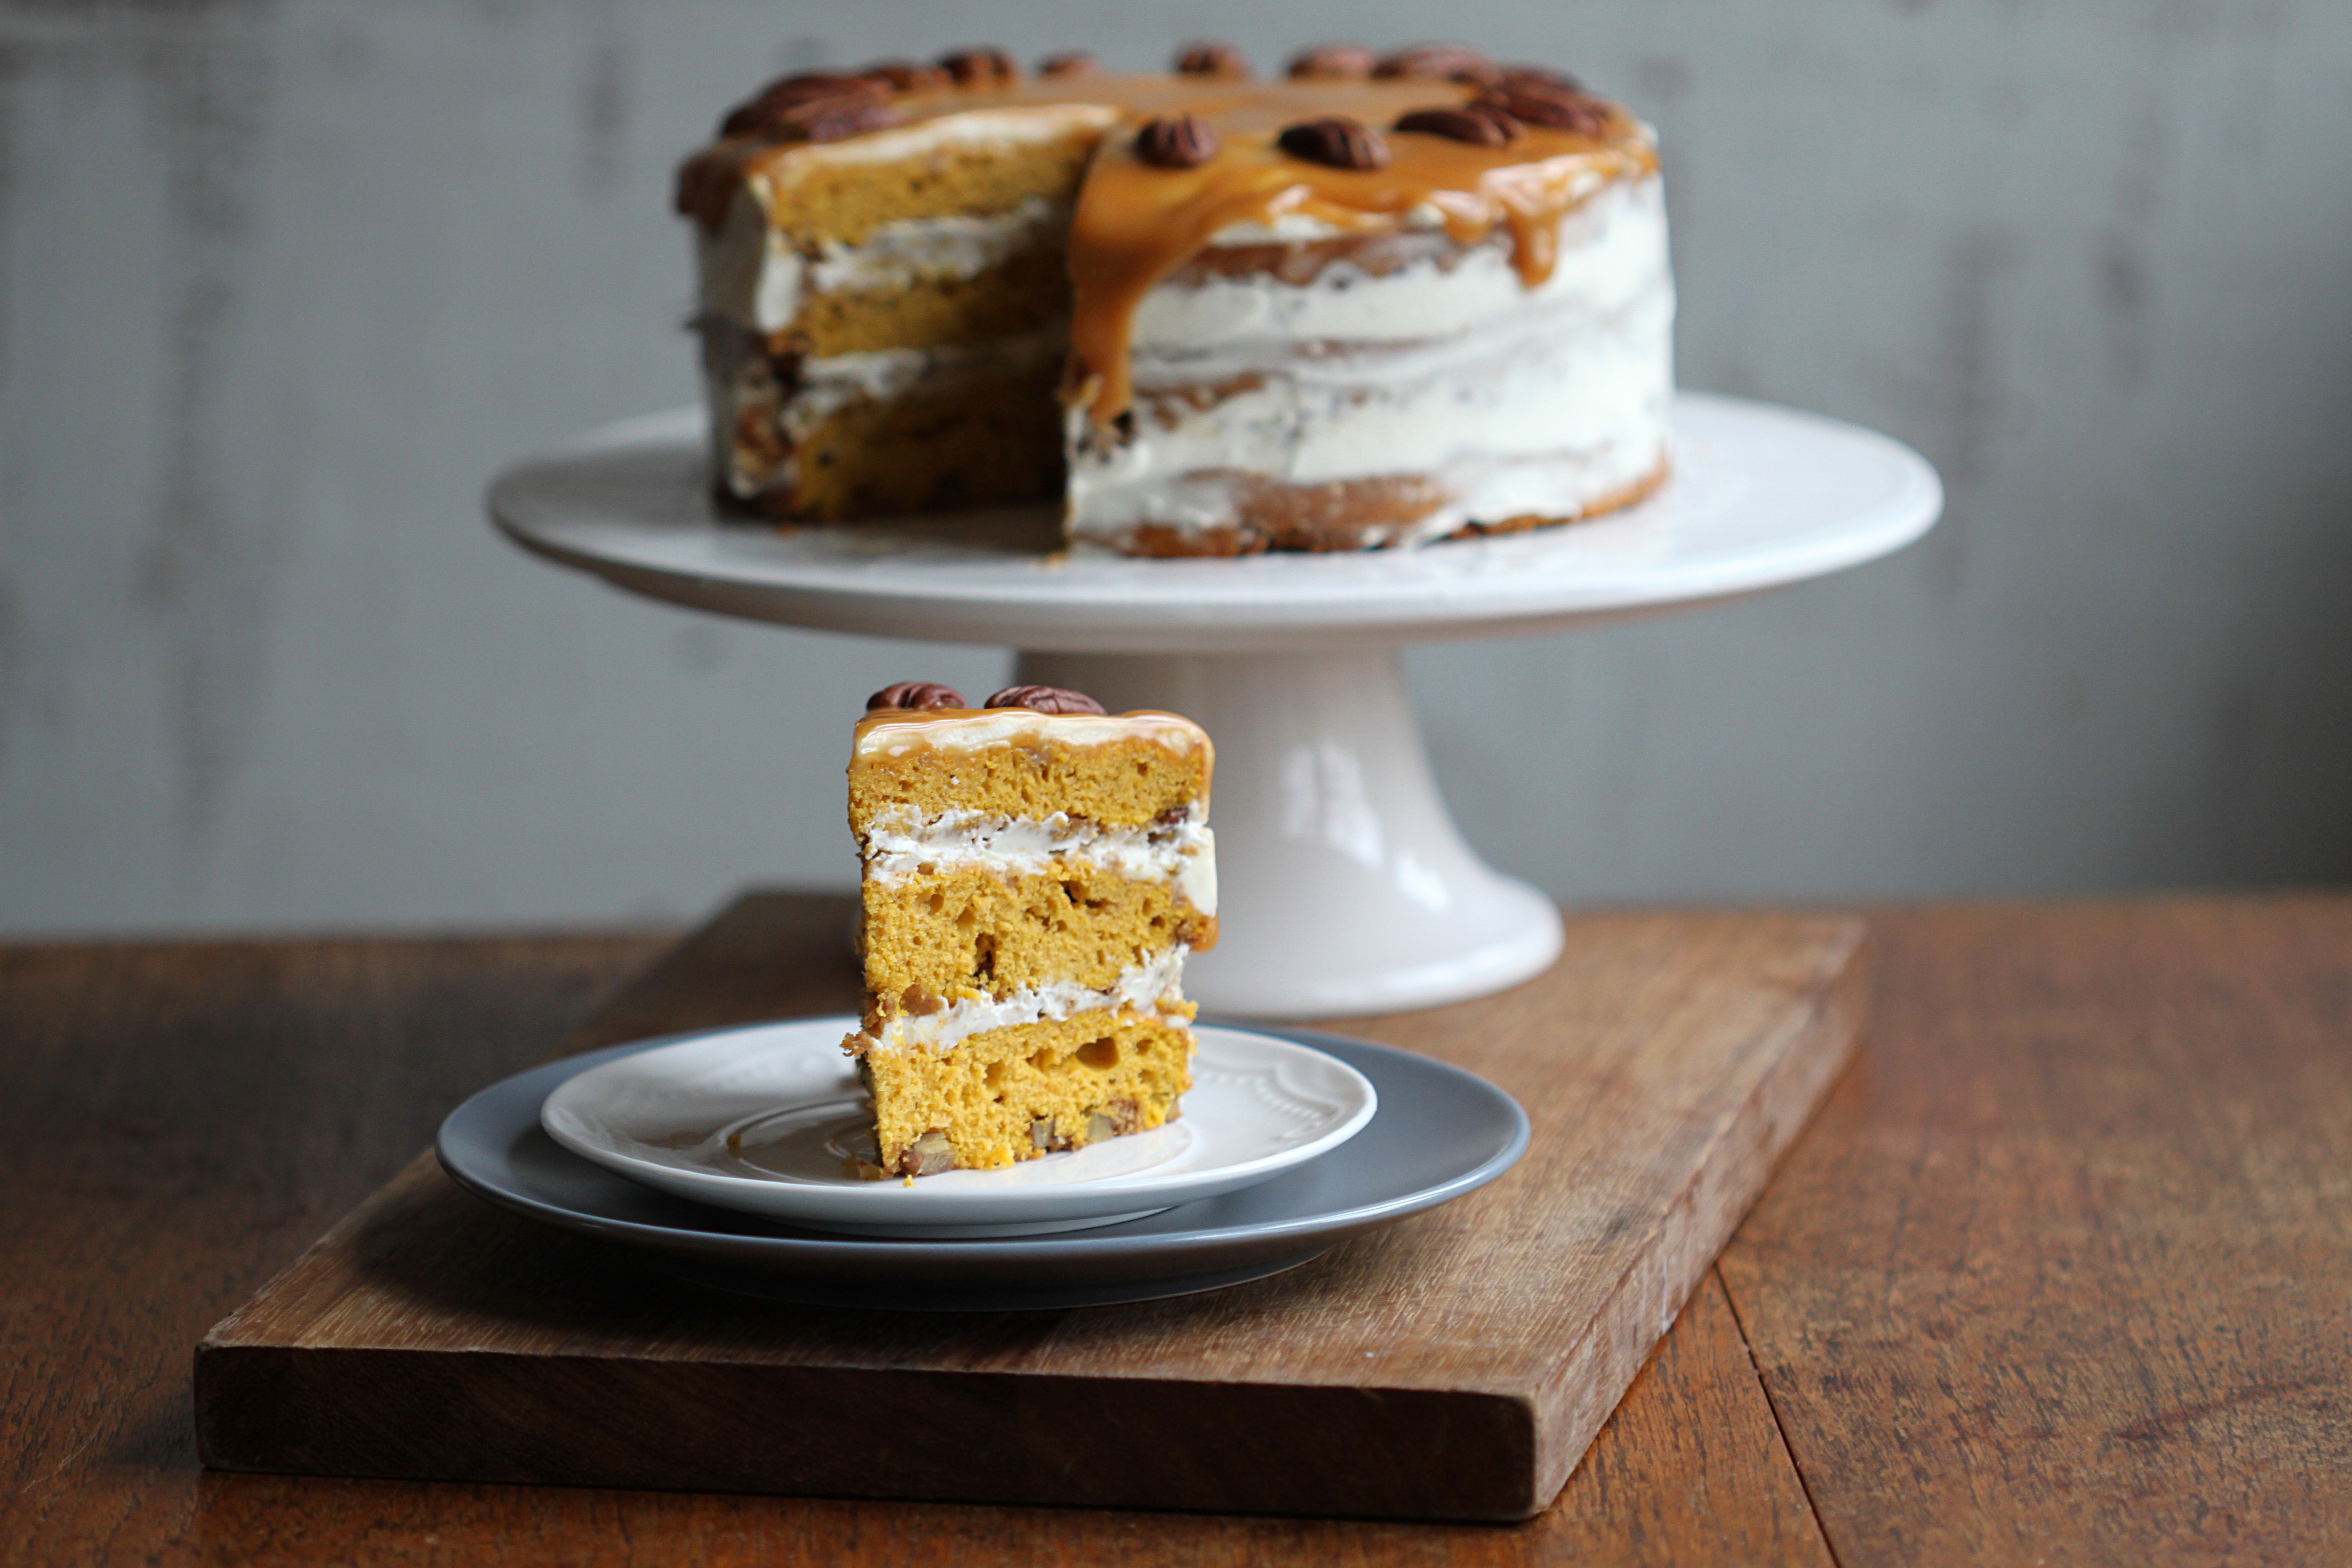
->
<box><xmin>4</xmin><ymin>894</ymin><xmax>2348</xmax><ymax>1564</ymax></box>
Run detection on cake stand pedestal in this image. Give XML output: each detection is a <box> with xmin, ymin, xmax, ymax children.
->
<box><xmin>490</xmin><ymin>392</ymin><xmax>1939</xmax><ymax>1017</ymax></box>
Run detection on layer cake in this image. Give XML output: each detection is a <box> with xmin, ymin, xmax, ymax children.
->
<box><xmin>843</xmin><ymin>679</ymin><xmax>1216</xmax><ymax>1176</ymax></box>
<box><xmin>680</xmin><ymin>42</ymin><xmax>1672</xmax><ymax>553</ymax></box>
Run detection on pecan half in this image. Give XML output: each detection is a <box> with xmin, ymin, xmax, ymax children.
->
<box><xmin>1373</xmin><ymin>43</ymin><xmax>1503</xmax><ymax>86</ymax></box>
<box><xmin>936</xmin><ymin>45</ymin><xmax>1019</xmax><ymax>85</ymax></box>
<box><xmin>1135</xmin><ymin>113</ymin><xmax>1219</xmax><ymax>169</ymax></box>
<box><xmin>672</xmin><ymin>147</ymin><xmax>735</xmax><ymax>226</ymax></box>
<box><xmin>1502</xmin><ymin>63</ymin><xmax>1583</xmax><ymax>93</ymax></box>
<box><xmin>984</xmin><ymin>685</ymin><xmax>1107</xmax><ymax>715</ymax></box>
<box><xmin>719</xmin><ymin>72</ymin><xmax>888</xmax><ymax>138</ymax></box>
<box><xmin>1393</xmin><ymin>103</ymin><xmax>1521</xmax><ymax>146</ymax></box>
<box><xmin>1276</xmin><ymin>116</ymin><xmax>1390</xmax><ymax>171</ymax></box>
<box><xmin>866</xmin><ymin>681</ymin><xmax>967</xmax><ymax>711</ymax></box>
<box><xmin>776</xmin><ymin>97</ymin><xmax>905</xmax><ymax>144</ymax></box>
<box><xmin>1173</xmin><ymin>40</ymin><xmax>1249</xmax><ymax>78</ymax></box>
<box><xmin>1478</xmin><ymin>81</ymin><xmax>1613</xmax><ymax>135</ymax></box>
<box><xmin>1286</xmin><ymin>42</ymin><xmax>1376</xmax><ymax>79</ymax></box>
<box><xmin>1038</xmin><ymin>49</ymin><xmax>1098</xmax><ymax>77</ymax></box>
<box><xmin>859</xmin><ymin>58</ymin><xmax>952</xmax><ymax>94</ymax></box>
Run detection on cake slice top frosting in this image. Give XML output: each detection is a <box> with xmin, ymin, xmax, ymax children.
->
<box><xmin>677</xmin><ymin>46</ymin><xmax>1657</xmax><ymax>425</ymax></box>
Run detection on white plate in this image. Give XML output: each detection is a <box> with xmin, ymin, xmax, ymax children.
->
<box><xmin>539</xmin><ymin>1018</ymin><xmax>1377</xmax><ymax>1237</ymax></box>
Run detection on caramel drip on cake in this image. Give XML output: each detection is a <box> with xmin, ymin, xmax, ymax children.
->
<box><xmin>1058</xmin><ymin>80</ymin><xmax>1654</xmax><ymax>424</ymax></box>
<box><xmin>692</xmin><ymin>72</ymin><xmax>1655</xmax><ymax>428</ymax></box>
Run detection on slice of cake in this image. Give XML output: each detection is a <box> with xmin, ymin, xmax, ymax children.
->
<box><xmin>842</xmin><ymin>679</ymin><xmax>1217</xmax><ymax>1176</ymax></box>
<box><xmin>678</xmin><ymin>41</ymin><xmax>1672</xmax><ymax>550</ymax></box>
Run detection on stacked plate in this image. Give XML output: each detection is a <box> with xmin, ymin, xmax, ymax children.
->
<box><xmin>438</xmin><ymin>1017</ymin><xmax>1527</xmax><ymax>1311</ymax></box>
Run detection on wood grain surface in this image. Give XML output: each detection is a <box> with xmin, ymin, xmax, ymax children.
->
<box><xmin>1719</xmin><ymin>898</ymin><xmax>2352</xmax><ymax>1566</ymax></box>
<box><xmin>9</xmin><ymin>895</ymin><xmax>2349</xmax><ymax>1564</ymax></box>
<box><xmin>0</xmin><ymin>931</ymin><xmax>677</xmax><ymax>1567</ymax></box>
<box><xmin>172</xmin><ymin>1270</ymin><xmax>1829</xmax><ymax>1568</ymax></box>
<box><xmin>190</xmin><ymin>895</ymin><xmax>1866</xmax><ymax>1522</ymax></box>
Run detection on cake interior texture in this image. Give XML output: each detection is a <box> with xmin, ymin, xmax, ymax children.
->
<box><xmin>843</xmin><ymin>702</ymin><xmax>1216</xmax><ymax>1176</ymax></box>
<box><xmin>683</xmin><ymin>48</ymin><xmax>1673</xmax><ymax>553</ymax></box>
<box><xmin>693</xmin><ymin>106</ymin><xmax>1109</xmax><ymax>519</ymax></box>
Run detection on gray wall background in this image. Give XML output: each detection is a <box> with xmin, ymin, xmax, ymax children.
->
<box><xmin>3</xmin><ymin>0</ymin><xmax>2349</xmax><ymax>937</ymax></box>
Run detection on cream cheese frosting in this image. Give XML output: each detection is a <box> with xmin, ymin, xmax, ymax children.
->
<box><xmin>700</xmin><ymin>191</ymin><xmax>1075</xmax><ymax>336</ymax></box>
<box><xmin>860</xmin><ymin>806</ymin><xmax>1218</xmax><ymax>916</ymax></box>
<box><xmin>860</xmin><ymin>946</ymin><xmax>1192</xmax><ymax>1056</ymax></box>
<box><xmin>1065</xmin><ymin>173</ymin><xmax>1673</xmax><ymax>550</ymax></box>
<box><xmin>697</xmin><ymin>322</ymin><xmax>1069</xmax><ymax>500</ymax></box>
<box><xmin>853</xmin><ymin>707</ymin><xmax>1213</xmax><ymax>761</ymax></box>
<box><xmin>783</xmin><ymin>327</ymin><xmax>1066</xmax><ymax>429</ymax></box>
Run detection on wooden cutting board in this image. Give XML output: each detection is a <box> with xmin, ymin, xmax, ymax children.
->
<box><xmin>194</xmin><ymin>893</ymin><xmax>1864</xmax><ymax>1522</ymax></box>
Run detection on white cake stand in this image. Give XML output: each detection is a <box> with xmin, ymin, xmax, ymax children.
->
<box><xmin>489</xmin><ymin>392</ymin><xmax>1939</xmax><ymax>1018</ymax></box>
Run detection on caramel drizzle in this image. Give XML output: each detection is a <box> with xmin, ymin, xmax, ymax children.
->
<box><xmin>702</xmin><ymin>73</ymin><xmax>1657</xmax><ymax>429</ymax></box>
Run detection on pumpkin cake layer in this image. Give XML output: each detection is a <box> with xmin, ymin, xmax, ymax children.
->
<box><xmin>861</xmin><ymin>1011</ymin><xmax>1192</xmax><ymax>1176</ymax></box>
<box><xmin>843</xmin><ymin>697</ymin><xmax>1216</xmax><ymax>1177</ymax></box>
<box><xmin>711</xmin><ymin>345</ymin><xmax>1065</xmax><ymax>519</ymax></box>
<box><xmin>849</xmin><ymin>707</ymin><xmax>1213</xmax><ymax>825</ymax></box>
<box><xmin>680</xmin><ymin>45</ymin><xmax>1673</xmax><ymax>549</ymax></box>
<box><xmin>863</xmin><ymin>863</ymin><xmax>1216</xmax><ymax>1002</ymax></box>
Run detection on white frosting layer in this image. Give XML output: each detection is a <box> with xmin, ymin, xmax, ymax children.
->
<box><xmin>870</xmin><ymin>947</ymin><xmax>1191</xmax><ymax>1056</ymax></box>
<box><xmin>785</xmin><ymin>326</ymin><xmax>1064</xmax><ymax>434</ymax></box>
<box><xmin>862</xmin><ymin>806</ymin><xmax>1217</xmax><ymax>916</ymax></box>
<box><xmin>700</xmin><ymin>192</ymin><xmax>1072</xmax><ymax>335</ymax></box>
<box><xmin>1065</xmin><ymin>174</ymin><xmax>1674</xmax><ymax>548</ymax></box>
<box><xmin>697</xmin><ymin>323</ymin><xmax>1064</xmax><ymax>498</ymax></box>
<box><xmin>855</xmin><ymin>708</ymin><xmax>1210</xmax><ymax>760</ymax></box>
<box><xmin>756</xmin><ymin>103</ymin><xmax>1114</xmax><ymax>174</ymax></box>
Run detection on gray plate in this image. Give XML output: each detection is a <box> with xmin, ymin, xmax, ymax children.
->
<box><xmin>437</xmin><ymin>1023</ymin><xmax>1528</xmax><ymax>1312</ymax></box>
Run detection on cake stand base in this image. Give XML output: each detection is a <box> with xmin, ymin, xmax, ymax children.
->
<box><xmin>1017</xmin><ymin>649</ymin><xmax>1562</xmax><ymax>1017</ymax></box>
